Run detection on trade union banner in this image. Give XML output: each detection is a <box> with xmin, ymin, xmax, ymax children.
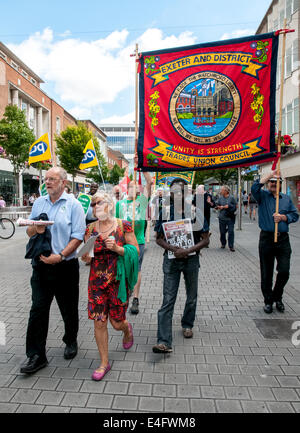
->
<box><xmin>156</xmin><ymin>171</ymin><xmax>195</xmax><ymax>187</ymax></box>
<box><xmin>137</xmin><ymin>33</ymin><xmax>279</xmax><ymax>172</ymax></box>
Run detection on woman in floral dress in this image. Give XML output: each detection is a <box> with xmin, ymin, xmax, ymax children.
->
<box><xmin>82</xmin><ymin>192</ymin><xmax>139</xmax><ymax>380</ymax></box>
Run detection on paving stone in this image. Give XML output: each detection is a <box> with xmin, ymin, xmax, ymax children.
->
<box><xmin>224</xmin><ymin>386</ymin><xmax>250</xmax><ymax>400</ymax></box>
<box><xmin>272</xmin><ymin>388</ymin><xmax>299</xmax><ymax>402</ymax></box>
<box><xmin>165</xmin><ymin>398</ymin><xmax>190</xmax><ymax>413</ymax></box>
<box><xmin>201</xmin><ymin>386</ymin><xmax>225</xmax><ymax>399</ymax></box>
<box><xmin>52</xmin><ymin>367</ymin><xmax>77</xmax><ymax>379</ymax></box>
<box><xmin>36</xmin><ymin>391</ymin><xmax>65</xmax><ymax>406</ymax></box>
<box><xmin>248</xmin><ymin>387</ymin><xmax>275</xmax><ymax>401</ymax></box>
<box><xmin>9</xmin><ymin>375</ymin><xmax>38</xmax><ymax>389</ymax></box>
<box><xmin>190</xmin><ymin>399</ymin><xmax>216</xmax><ymax>413</ymax></box>
<box><xmin>0</xmin><ymin>403</ymin><xmax>19</xmax><ymax>413</ymax></box>
<box><xmin>113</xmin><ymin>396</ymin><xmax>138</xmax><ymax>411</ymax></box>
<box><xmin>16</xmin><ymin>404</ymin><xmax>44</xmax><ymax>413</ymax></box>
<box><xmin>0</xmin><ymin>388</ymin><xmax>17</xmax><ymax>402</ymax></box>
<box><xmin>139</xmin><ymin>397</ymin><xmax>164</xmax><ymax>412</ymax></box>
<box><xmin>276</xmin><ymin>376</ymin><xmax>300</xmax><ymax>388</ymax></box>
<box><xmin>12</xmin><ymin>389</ymin><xmax>41</xmax><ymax>404</ymax></box>
<box><xmin>80</xmin><ymin>380</ymin><xmax>106</xmax><ymax>394</ymax></box>
<box><xmin>56</xmin><ymin>379</ymin><xmax>82</xmax><ymax>392</ymax></box>
<box><xmin>232</xmin><ymin>375</ymin><xmax>256</xmax><ymax>387</ymax></box>
<box><xmin>267</xmin><ymin>402</ymin><xmax>295</xmax><ymax>413</ymax></box>
<box><xmin>61</xmin><ymin>392</ymin><xmax>89</xmax><ymax>407</ymax></box>
<box><xmin>253</xmin><ymin>375</ymin><xmax>280</xmax><ymax>387</ymax></box>
<box><xmin>209</xmin><ymin>374</ymin><xmax>233</xmax><ymax>386</ymax></box>
<box><xmin>128</xmin><ymin>383</ymin><xmax>152</xmax><ymax>396</ymax></box>
<box><xmin>187</xmin><ymin>374</ymin><xmax>210</xmax><ymax>385</ymax></box>
<box><xmin>87</xmin><ymin>394</ymin><xmax>113</xmax><ymax>409</ymax></box>
<box><xmin>164</xmin><ymin>374</ymin><xmax>187</xmax><ymax>385</ymax></box>
<box><xmin>43</xmin><ymin>406</ymin><xmax>70</xmax><ymax>413</ymax></box>
<box><xmin>216</xmin><ymin>400</ymin><xmax>243</xmax><ymax>413</ymax></box>
<box><xmin>104</xmin><ymin>381</ymin><xmax>129</xmax><ymax>395</ymax></box>
<box><xmin>241</xmin><ymin>401</ymin><xmax>269</xmax><ymax>413</ymax></box>
<box><xmin>177</xmin><ymin>385</ymin><xmax>201</xmax><ymax>398</ymax></box>
<box><xmin>153</xmin><ymin>384</ymin><xmax>176</xmax><ymax>398</ymax></box>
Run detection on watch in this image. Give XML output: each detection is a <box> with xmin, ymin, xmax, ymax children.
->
<box><xmin>59</xmin><ymin>252</ymin><xmax>66</xmax><ymax>261</ymax></box>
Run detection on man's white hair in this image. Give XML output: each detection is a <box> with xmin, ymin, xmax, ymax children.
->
<box><xmin>47</xmin><ymin>166</ymin><xmax>68</xmax><ymax>181</ymax></box>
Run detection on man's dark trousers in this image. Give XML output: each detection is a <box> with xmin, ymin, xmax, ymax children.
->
<box><xmin>157</xmin><ymin>255</ymin><xmax>200</xmax><ymax>348</ymax></box>
<box><xmin>219</xmin><ymin>218</ymin><xmax>235</xmax><ymax>248</ymax></box>
<box><xmin>259</xmin><ymin>231</ymin><xmax>291</xmax><ymax>304</ymax></box>
<box><xmin>26</xmin><ymin>259</ymin><xmax>80</xmax><ymax>359</ymax></box>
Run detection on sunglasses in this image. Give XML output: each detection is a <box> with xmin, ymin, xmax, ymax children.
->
<box><xmin>269</xmin><ymin>180</ymin><xmax>282</xmax><ymax>184</ymax></box>
<box><xmin>91</xmin><ymin>200</ymin><xmax>108</xmax><ymax>208</ymax></box>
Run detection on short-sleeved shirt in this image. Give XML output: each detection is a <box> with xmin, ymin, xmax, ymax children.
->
<box><xmin>115</xmin><ymin>194</ymin><xmax>148</xmax><ymax>245</ymax></box>
<box><xmin>0</xmin><ymin>200</ymin><xmax>5</xmax><ymax>208</ymax></box>
<box><xmin>30</xmin><ymin>191</ymin><xmax>86</xmax><ymax>260</ymax></box>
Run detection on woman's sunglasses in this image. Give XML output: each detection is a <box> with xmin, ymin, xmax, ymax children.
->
<box><xmin>91</xmin><ymin>200</ymin><xmax>108</xmax><ymax>208</ymax></box>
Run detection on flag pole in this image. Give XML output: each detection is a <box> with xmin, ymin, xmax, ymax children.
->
<box><xmin>132</xmin><ymin>43</ymin><xmax>139</xmax><ymax>231</ymax></box>
<box><xmin>275</xmin><ymin>19</ymin><xmax>287</xmax><ymax>243</ymax></box>
<box><xmin>93</xmin><ymin>141</ymin><xmax>106</xmax><ymax>192</ymax></box>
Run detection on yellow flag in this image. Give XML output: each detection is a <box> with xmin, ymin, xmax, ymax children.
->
<box><xmin>28</xmin><ymin>133</ymin><xmax>52</xmax><ymax>165</ymax></box>
<box><xmin>79</xmin><ymin>139</ymin><xmax>98</xmax><ymax>170</ymax></box>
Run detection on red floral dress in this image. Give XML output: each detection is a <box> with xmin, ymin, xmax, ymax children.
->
<box><xmin>86</xmin><ymin>220</ymin><xmax>133</xmax><ymax>322</ymax></box>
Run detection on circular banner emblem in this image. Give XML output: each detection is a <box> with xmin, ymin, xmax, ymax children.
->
<box><xmin>169</xmin><ymin>72</ymin><xmax>241</xmax><ymax>145</ymax></box>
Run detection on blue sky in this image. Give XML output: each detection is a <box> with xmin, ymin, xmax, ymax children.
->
<box><xmin>0</xmin><ymin>0</ymin><xmax>272</xmax><ymax>124</ymax></box>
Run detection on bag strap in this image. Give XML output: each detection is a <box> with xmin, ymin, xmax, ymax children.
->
<box><xmin>86</xmin><ymin>221</ymin><xmax>97</xmax><ymax>238</ymax></box>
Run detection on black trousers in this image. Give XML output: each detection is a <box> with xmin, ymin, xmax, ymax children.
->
<box><xmin>219</xmin><ymin>218</ymin><xmax>235</xmax><ymax>248</ymax></box>
<box><xmin>26</xmin><ymin>259</ymin><xmax>80</xmax><ymax>359</ymax></box>
<box><xmin>259</xmin><ymin>231</ymin><xmax>291</xmax><ymax>304</ymax></box>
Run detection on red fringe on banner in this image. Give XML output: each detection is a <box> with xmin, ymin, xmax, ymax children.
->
<box><xmin>272</xmin><ymin>152</ymin><xmax>281</xmax><ymax>170</ymax></box>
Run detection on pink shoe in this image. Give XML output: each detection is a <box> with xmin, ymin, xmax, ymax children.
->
<box><xmin>123</xmin><ymin>322</ymin><xmax>134</xmax><ymax>350</ymax></box>
<box><xmin>91</xmin><ymin>364</ymin><xmax>111</xmax><ymax>381</ymax></box>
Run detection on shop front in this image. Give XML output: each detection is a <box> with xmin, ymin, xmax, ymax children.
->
<box><xmin>0</xmin><ymin>170</ymin><xmax>15</xmax><ymax>205</ymax></box>
<box><xmin>286</xmin><ymin>175</ymin><xmax>300</xmax><ymax>211</ymax></box>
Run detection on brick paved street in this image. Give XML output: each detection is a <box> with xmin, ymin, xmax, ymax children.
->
<box><xmin>0</xmin><ymin>216</ymin><xmax>300</xmax><ymax>413</ymax></box>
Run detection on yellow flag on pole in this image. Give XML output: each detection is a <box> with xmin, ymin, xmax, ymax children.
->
<box><xmin>28</xmin><ymin>133</ymin><xmax>52</xmax><ymax>165</ymax></box>
<box><xmin>79</xmin><ymin>139</ymin><xmax>98</xmax><ymax>170</ymax></box>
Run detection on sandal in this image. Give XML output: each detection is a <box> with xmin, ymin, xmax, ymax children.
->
<box><xmin>91</xmin><ymin>364</ymin><xmax>111</xmax><ymax>381</ymax></box>
<box><xmin>152</xmin><ymin>343</ymin><xmax>173</xmax><ymax>353</ymax></box>
<box><xmin>123</xmin><ymin>322</ymin><xmax>134</xmax><ymax>350</ymax></box>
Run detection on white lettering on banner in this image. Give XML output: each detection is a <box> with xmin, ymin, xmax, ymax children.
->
<box><xmin>0</xmin><ymin>322</ymin><xmax>6</xmax><ymax>345</ymax></box>
<box><xmin>29</xmin><ymin>141</ymin><xmax>47</xmax><ymax>157</ymax></box>
<box><xmin>82</xmin><ymin>150</ymin><xmax>95</xmax><ymax>163</ymax></box>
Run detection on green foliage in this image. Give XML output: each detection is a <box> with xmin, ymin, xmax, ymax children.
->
<box><xmin>108</xmin><ymin>164</ymin><xmax>125</xmax><ymax>185</ymax></box>
<box><xmin>193</xmin><ymin>168</ymin><xmax>237</xmax><ymax>189</ymax></box>
<box><xmin>177</xmin><ymin>113</ymin><xmax>194</xmax><ymax>119</ymax></box>
<box><xmin>216</xmin><ymin>112</ymin><xmax>233</xmax><ymax>119</ymax></box>
<box><xmin>0</xmin><ymin>105</ymin><xmax>35</xmax><ymax>175</ymax></box>
<box><xmin>55</xmin><ymin>122</ymin><xmax>93</xmax><ymax>176</ymax></box>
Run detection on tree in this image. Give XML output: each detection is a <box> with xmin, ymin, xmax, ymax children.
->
<box><xmin>108</xmin><ymin>164</ymin><xmax>125</xmax><ymax>185</ymax></box>
<box><xmin>85</xmin><ymin>140</ymin><xmax>109</xmax><ymax>187</ymax></box>
<box><xmin>193</xmin><ymin>168</ymin><xmax>237</xmax><ymax>189</ymax></box>
<box><xmin>55</xmin><ymin>122</ymin><xmax>94</xmax><ymax>191</ymax></box>
<box><xmin>0</xmin><ymin>105</ymin><xmax>36</xmax><ymax>199</ymax></box>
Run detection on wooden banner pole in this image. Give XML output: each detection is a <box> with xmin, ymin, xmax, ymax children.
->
<box><xmin>132</xmin><ymin>43</ymin><xmax>139</xmax><ymax>232</ymax></box>
<box><xmin>275</xmin><ymin>19</ymin><xmax>287</xmax><ymax>243</ymax></box>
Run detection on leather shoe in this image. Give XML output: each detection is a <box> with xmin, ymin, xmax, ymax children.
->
<box><xmin>276</xmin><ymin>301</ymin><xmax>285</xmax><ymax>313</ymax></box>
<box><xmin>263</xmin><ymin>304</ymin><xmax>273</xmax><ymax>314</ymax></box>
<box><xmin>64</xmin><ymin>341</ymin><xmax>78</xmax><ymax>360</ymax></box>
<box><xmin>20</xmin><ymin>354</ymin><xmax>48</xmax><ymax>374</ymax></box>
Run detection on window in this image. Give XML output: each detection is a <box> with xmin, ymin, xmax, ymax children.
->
<box><xmin>293</xmin><ymin>98</ymin><xmax>299</xmax><ymax>133</ymax></box>
<box><xmin>286</xmin><ymin>0</ymin><xmax>293</xmax><ymax>19</ymax></box>
<box><xmin>10</xmin><ymin>60</ymin><xmax>18</xmax><ymax>71</ymax></box>
<box><xmin>21</xmin><ymin>70</ymin><xmax>28</xmax><ymax>78</ymax></box>
<box><xmin>30</xmin><ymin>78</ymin><xmax>36</xmax><ymax>85</ymax></box>
<box><xmin>287</xmin><ymin>102</ymin><xmax>293</xmax><ymax>133</ymax></box>
<box><xmin>56</xmin><ymin>116</ymin><xmax>61</xmax><ymax>134</ymax></box>
<box><xmin>28</xmin><ymin>106</ymin><xmax>36</xmax><ymax>132</ymax></box>
<box><xmin>292</xmin><ymin>39</ymin><xmax>298</xmax><ymax>71</ymax></box>
<box><xmin>21</xmin><ymin>101</ymin><xmax>27</xmax><ymax>113</ymax></box>
<box><xmin>276</xmin><ymin>55</ymin><xmax>281</xmax><ymax>87</ymax></box>
<box><xmin>282</xmin><ymin>107</ymin><xmax>287</xmax><ymax>135</ymax></box>
<box><xmin>273</xmin><ymin>18</ymin><xmax>279</xmax><ymax>31</ymax></box>
<box><xmin>0</xmin><ymin>50</ymin><xmax>7</xmax><ymax>60</ymax></box>
<box><xmin>293</xmin><ymin>0</ymin><xmax>299</xmax><ymax>13</ymax></box>
<box><xmin>285</xmin><ymin>46</ymin><xmax>292</xmax><ymax>77</ymax></box>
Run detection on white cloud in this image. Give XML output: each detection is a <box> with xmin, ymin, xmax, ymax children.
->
<box><xmin>220</xmin><ymin>29</ymin><xmax>255</xmax><ymax>41</ymax></box>
<box><xmin>99</xmin><ymin>111</ymin><xmax>135</xmax><ymax>124</ymax></box>
<box><xmin>7</xmin><ymin>27</ymin><xmax>197</xmax><ymax>121</ymax></box>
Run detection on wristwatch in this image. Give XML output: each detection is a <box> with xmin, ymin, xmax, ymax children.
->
<box><xmin>59</xmin><ymin>252</ymin><xmax>66</xmax><ymax>262</ymax></box>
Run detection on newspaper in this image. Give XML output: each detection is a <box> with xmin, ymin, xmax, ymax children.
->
<box><xmin>17</xmin><ymin>218</ymin><xmax>54</xmax><ymax>226</ymax></box>
<box><xmin>76</xmin><ymin>235</ymin><xmax>98</xmax><ymax>258</ymax></box>
<box><xmin>162</xmin><ymin>218</ymin><xmax>195</xmax><ymax>259</ymax></box>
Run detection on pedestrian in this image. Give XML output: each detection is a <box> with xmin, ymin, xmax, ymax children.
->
<box><xmin>20</xmin><ymin>167</ymin><xmax>86</xmax><ymax>374</ymax></box>
<box><xmin>251</xmin><ymin>171</ymin><xmax>299</xmax><ymax>314</ymax></box>
<box><xmin>152</xmin><ymin>179</ymin><xmax>209</xmax><ymax>353</ymax></box>
<box><xmin>29</xmin><ymin>193</ymin><xmax>35</xmax><ymax>207</ymax></box>
<box><xmin>113</xmin><ymin>185</ymin><xmax>122</xmax><ymax>205</ymax></box>
<box><xmin>81</xmin><ymin>192</ymin><xmax>139</xmax><ymax>380</ymax></box>
<box><xmin>115</xmin><ymin>159</ymin><xmax>152</xmax><ymax>315</ymax></box>
<box><xmin>0</xmin><ymin>195</ymin><xmax>5</xmax><ymax>208</ymax></box>
<box><xmin>242</xmin><ymin>191</ymin><xmax>248</xmax><ymax>214</ymax></box>
<box><xmin>64</xmin><ymin>184</ymin><xmax>75</xmax><ymax>198</ymax></box>
<box><xmin>193</xmin><ymin>185</ymin><xmax>215</xmax><ymax>230</ymax></box>
<box><xmin>86</xmin><ymin>183</ymin><xmax>99</xmax><ymax>225</ymax></box>
<box><xmin>215</xmin><ymin>185</ymin><xmax>237</xmax><ymax>252</ymax></box>
<box><xmin>248</xmin><ymin>192</ymin><xmax>257</xmax><ymax>221</ymax></box>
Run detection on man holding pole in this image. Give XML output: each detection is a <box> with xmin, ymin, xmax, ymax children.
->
<box><xmin>251</xmin><ymin>171</ymin><xmax>299</xmax><ymax>314</ymax></box>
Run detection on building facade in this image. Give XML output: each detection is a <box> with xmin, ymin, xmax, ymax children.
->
<box><xmin>256</xmin><ymin>0</ymin><xmax>300</xmax><ymax>210</ymax></box>
<box><xmin>99</xmin><ymin>124</ymin><xmax>135</xmax><ymax>174</ymax></box>
<box><xmin>0</xmin><ymin>41</ymin><xmax>109</xmax><ymax>203</ymax></box>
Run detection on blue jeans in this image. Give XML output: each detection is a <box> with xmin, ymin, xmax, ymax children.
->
<box><xmin>157</xmin><ymin>255</ymin><xmax>200</xmax><ymax>348</ymax></box>
<box><xmin>219</xmin><ymin>218</ymin><xmax>235</xmax><ymax>248</ymax></box>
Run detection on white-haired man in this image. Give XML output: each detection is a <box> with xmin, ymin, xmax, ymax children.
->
<box><xmin>215</xmin><ymin>185</ymin><xmax>237</xmax><ymax>252</ymax></box>
<box><xmin>20</xmin><ymin>167</ymin><xmax>86</xmax><ymax>374</ymax></box>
